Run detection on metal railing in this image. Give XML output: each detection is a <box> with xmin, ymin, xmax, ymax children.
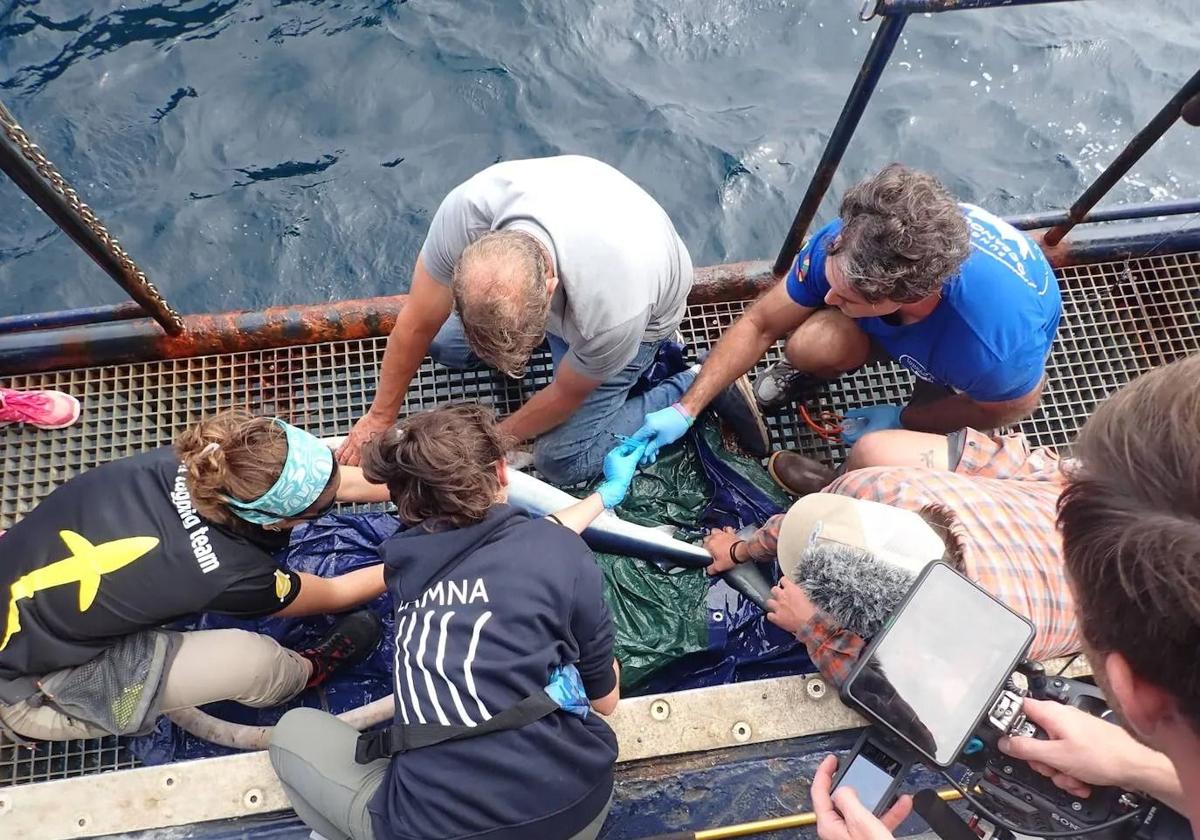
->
<box><xmin>0</xmin><ymin>99</ymin><xmax>184</xmax><ymax>336</ymax></box>
<box><xmin>2</xmin><ymin>4</ymin><xmax>1197</xmax><ymax>335</ymax></box>
<box><xmin>773</xmin><ymin>0</ymin><xmax>1200</xmax><ymax>276</ymax></box>
<box><xmin>1043</xmin><ymin>67</ymin><xmax>1200</xmax><ymax>245</ymax></box>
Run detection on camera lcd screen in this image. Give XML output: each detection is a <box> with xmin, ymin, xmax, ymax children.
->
<box><xmin>843</xmin><ymin>562</ymin><xmax>1034</xmax><ymax>766</ymax></box>
<box><xmin>834</xmin><ymin>743</ymin><xmax>902</xmax><ymax>813</ymax></box>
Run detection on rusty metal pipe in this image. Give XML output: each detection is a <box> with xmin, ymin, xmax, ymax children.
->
<box><xmin>0</xmin><ymin>262</ymin><xmax>775</xmax><ymax>376</ymax></box>
<box><xmin>3</xmin><ymin>224</ymin><xmax>1199</xmax><ymax>378</ymax></box>
<box><xmin>690</xmin><ymin>260</ymin><xmax>774</xmax><ymax>302</ymax></box>
<box><xmin>1043</xmin><ymin>67</ymin><xmax>1200</xmax><ymax>247</ymax></box>
<box><xmin>0</xmin><ymin>295</ymin><xmax>408</xmax><ymax>375</ymax></box>
<box><xmin>1034</xmin><ymin>220</ymin><xmax>1200</xmax><ymax>271</ymax></box>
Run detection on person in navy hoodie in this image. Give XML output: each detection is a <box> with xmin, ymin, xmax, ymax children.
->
<box><xmin>269</xmin><ymin>403</ymin><xmax>642</xmax><ymax>840</ymax></box>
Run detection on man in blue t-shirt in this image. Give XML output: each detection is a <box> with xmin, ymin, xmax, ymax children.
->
<box><xmin>631</xmin><ymin>164</ymin><xmax>1061</xmax><ymax>468</ymax></box>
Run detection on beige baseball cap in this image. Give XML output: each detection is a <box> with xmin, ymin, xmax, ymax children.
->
<box><xmin>776</xmin><ymin>493</ymin><xmax>946</xmax><ymax>579</ymax></box>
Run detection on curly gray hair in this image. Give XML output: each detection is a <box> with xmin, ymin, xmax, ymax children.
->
<box><xmin>830</xmin><ymin>164</ymin><xmax>970</xmax><ymax>303</ymax></box>
<box><xmin>451</xmin><ymin>230</ymin><xmax>551</xmax><ymax>379</ymax></box>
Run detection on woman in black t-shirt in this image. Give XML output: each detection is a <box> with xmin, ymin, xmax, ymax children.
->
<box><xmin>270</xmin><ymin>404</ymin><xmax>645</xmax><ymax>840</ymax></box>
<box><xmin>0</xmin><ymin>410</ymin><xmax>390</xmax><ymax>742</ymax></box>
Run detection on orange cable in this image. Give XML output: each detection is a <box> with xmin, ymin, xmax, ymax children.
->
<box><xmin>798</xmin><ymin>404</ymin><xmax>844</xmax><ymax>441</ymax></box>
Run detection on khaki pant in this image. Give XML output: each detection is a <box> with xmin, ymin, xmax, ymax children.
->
<box><xmin>0</xmin><ymin>628</ymin><xmax>312</xmax><ymax>741</ymax></box>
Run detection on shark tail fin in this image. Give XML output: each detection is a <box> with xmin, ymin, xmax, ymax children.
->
<box><xmin>58</xmin><ymin>529</ymin><xmax>96</xmax><ymax>556</ymax></box>
<box><xmin>76</xmin><ymin>575</ymin><xmax>102</xmax><ymax>612</ymax></box>
<box><xmin>58</xmin><ymin>530</ymin><xmax>102</xmax><ymax>610</ymax></box>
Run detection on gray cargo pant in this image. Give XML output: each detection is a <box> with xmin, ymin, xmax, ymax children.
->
<box><xmin>0</xmin><ymin>628</ymin><xmax>311</xmax><ymax>741</ymax></box>
<box><xmin>269</xmin><ymin>707</ymin><xmax>613</xmax><ymax>840</ymax></box>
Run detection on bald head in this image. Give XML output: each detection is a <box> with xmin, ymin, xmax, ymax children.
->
<box><xmin>452</xmin><ymin>230</ymin><xmax>553</xmax><ymax>378</ymax></box>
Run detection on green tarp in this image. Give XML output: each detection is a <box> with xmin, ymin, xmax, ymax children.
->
<box><xmin>592</xmin><ymin>420</ymin><xmax>791</xmax><ymax>690</ymax></box>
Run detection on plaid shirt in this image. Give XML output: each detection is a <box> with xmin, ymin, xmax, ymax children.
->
<box><xmin>793</xmin><ymin>610</ymin><xmax>866</xmax><ymax>688</ymax></box>
<box><xmin>749</xmin><ymin>430</ymin><xmax>1078</xmax><ymax>686</ymax></box>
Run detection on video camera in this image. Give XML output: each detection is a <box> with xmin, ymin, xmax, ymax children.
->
<box><xmin>833</xmin><ymin>562</ymin><xmax>1158</xmax><ymax>840</ymax></box>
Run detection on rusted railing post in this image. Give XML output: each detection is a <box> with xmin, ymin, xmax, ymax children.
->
<box><xmin>771</xmin><ymin>11</ymin><xmax>907</xmax><ymax>277</ymax></box>
<box><xmin>1044</xmin><ymin>67</ymin><xmax>1200</xmax><ymax>247</ymax></box>
<box><xmin>0</xmin><ymin>99</ymin><xmax>184</xmax><ymax>335</ymax></box>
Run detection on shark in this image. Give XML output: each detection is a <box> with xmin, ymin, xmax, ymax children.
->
<box><xmin>0</xmin><ymin>530</ymin><xmax>160</xmax><ymax>652</ymax></box>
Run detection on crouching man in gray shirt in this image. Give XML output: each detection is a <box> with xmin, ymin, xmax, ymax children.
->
<box><xmin>337</xmin><ymin>155</ymin><xmax>766</xmax><ymax>485</ymax></box>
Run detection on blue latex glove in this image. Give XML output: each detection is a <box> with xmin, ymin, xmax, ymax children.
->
<box><xmin>629</xmin><ymin>403</ymin><xmax>694</xmax><ymax>465</ymax></box>
<box><xmin>596</xmin><ymin>441</ymin><xmax>647</xmax><ymax>509</ymax></box>
<box><xmin>841</xmin><ymin>404</ymin><xmax>905</xmax><ymax>445</ymax></box>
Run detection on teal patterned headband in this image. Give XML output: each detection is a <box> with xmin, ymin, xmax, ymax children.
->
<box><xmin>225</xmin><ymin>420</ymin><xmax>335</xmax><ymax>526</ymax></box>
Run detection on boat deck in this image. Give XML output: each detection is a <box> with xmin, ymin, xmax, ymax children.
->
<box><xmin>1</xmin><ymin>248</ymin><xmax>1198</xmax><ymax>790</ymax></box>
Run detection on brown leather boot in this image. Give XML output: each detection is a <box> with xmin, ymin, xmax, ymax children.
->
<box><xmin>766</xmin><ymin>450</ymin><xmax>836</xmax><ymax>497</ymax></box>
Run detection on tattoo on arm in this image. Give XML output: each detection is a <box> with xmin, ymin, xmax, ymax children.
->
<box><xmin>919</xmin><ymin>449</ymin><xmax>935</xmax><ymax>468</ymax></box>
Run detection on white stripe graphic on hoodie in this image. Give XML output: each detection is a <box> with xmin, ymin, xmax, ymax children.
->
<box><xmin>436</xmin><ymin>611</ymin><xmax>477</xmax><ymax>727</ymax></box>
<box><xmin>401</xmin><ymin>609</ymin><xmax>425</xmax><ymax>724</ymax></box>
<box><xmin>392</xmin><ymin>613</ymin><xmax>411</xmax><ymax>725</ymax></box>
<box><xmin>393</xmin><ymin>607</ymin><xmax>495</xmax><ymax>726</ymax></box>
<box><xmin>464</xmin><ymin>611</ymin><xmax>493</xmax><ymax>722</ymax></box>
<box><xmin>416</xmin><ymin>610</ymin><xmax>451</xmax><ymax>725</ymax></box>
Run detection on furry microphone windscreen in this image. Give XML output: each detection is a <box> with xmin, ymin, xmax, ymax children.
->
<box><xmin>794</xmin><ymin>543</ymin><xmax>915</xmax><ymax>638</ymax></box>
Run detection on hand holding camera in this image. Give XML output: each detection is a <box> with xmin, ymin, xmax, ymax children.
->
<box><xmin>827</xmin><ymin>563</ymin><xmax>1157</xmax><ymax>840</ymax></box>
<box><xmin>1000</xmin><ymin>699</ymin><xmax>1183</xmax><ymax>807</ymax></box>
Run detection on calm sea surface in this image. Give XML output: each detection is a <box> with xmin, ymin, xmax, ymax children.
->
<box><xmin>1</xmin><ymin>0</ymin><xmax>1197</xmax><ymax>314</ymax></box>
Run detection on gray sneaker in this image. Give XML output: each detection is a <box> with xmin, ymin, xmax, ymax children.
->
<box><xmin>752</xmin><ymin>362</ymin><xmax>826</xmax><ymax>414</ymax></box>
<box><xmin>710</xmin><ymin>374</ymin><xmax>771</xmax><ymax>459</ymax></box>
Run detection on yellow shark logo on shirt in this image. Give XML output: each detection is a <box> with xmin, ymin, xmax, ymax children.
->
<box><xmin>0</xmin><ymin>530</ymin><xmax>160</xmax><ymax>652</ymax></box>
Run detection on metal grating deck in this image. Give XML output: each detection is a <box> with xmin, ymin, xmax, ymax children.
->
<box><xmin>1</xmin><ymin>249</ymin><xmax>1198</xmax><ymax>787</ymax></box>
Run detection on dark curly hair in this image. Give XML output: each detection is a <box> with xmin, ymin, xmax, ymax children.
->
<box><xmin>830</xmin><ymin>164</ymin><xmax>970</xmax><ymax>303</ymax></box>
<box><xmin>361</xmin><ymin>403</ymin><xmax>514</xmax><ymax>528</ymax></box>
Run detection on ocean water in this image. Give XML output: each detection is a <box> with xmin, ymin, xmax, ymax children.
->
<box><xmin>1</xmin><ymin>0</ymin><xmax>1197</xmax><ymax>315</ymax></box>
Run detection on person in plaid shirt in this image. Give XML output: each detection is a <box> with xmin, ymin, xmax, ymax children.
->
<box><xmin>807</xmin><ymin>354</ymin><xmax>1200</xmax><ymax>840</ymax></box>
<box><xmin>704</xmin><ymin>427</ymin><xmax>1076</xmax><ymax>687</ymax></box>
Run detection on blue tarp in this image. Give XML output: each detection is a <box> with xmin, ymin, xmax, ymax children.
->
<box><xmin>129</xmin><ymin>344</ymin><xmax>810</xmax><ymax>764</ymax></box>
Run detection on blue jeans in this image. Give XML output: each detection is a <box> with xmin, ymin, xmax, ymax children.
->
<box><xmin>430</xmin><ymin>315</ymin><xmax>695</xmax><ymax>485</ymax></box>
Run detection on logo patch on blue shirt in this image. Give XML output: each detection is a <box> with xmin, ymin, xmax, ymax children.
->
<box><xmin>962</xmin><ymin>204</ymin><xmax>1053</xmax><ymax>295</ymax></box>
